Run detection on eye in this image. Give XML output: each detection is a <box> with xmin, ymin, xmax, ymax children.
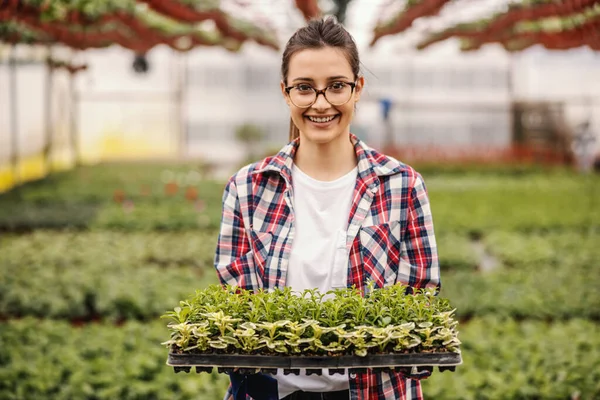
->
<box><xmin>329</xmin><ymin>82</ymin><xmax>348</xmax><ymax>91</ymax></box>
<box><xmin>296</xmin><ymin>84</ymin><xmax>314</xmax><ymax>92</ymax></box>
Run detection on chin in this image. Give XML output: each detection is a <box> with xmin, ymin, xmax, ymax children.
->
<box><xmin>302</xmin><ymin>129</ymin><xmax>345</xmax><ymax>145</ymax></box>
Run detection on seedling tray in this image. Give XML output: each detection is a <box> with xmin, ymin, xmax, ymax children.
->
<box><xmin>167</xmin><ymin>352</ymin><xmax>461</xmax><ymax>375</ymax></box>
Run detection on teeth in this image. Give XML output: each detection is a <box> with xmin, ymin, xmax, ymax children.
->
<box><xmin>308</xmin><ymin>115</ymin><xmax>336</xmax><ymax>123</ymax></box>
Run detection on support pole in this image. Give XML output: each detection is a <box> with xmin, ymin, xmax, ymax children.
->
<box><xmin>507</xmin><ymin>52</ymin><xmax>516</xmax><ymax>148</ymax></box>
<box><xmin>175</xmin><ymin>51</ymin><xmax>188</xmax><ymax>158</ymax></box>
<box><xmin>44</xmin><ymin>47</ymin><xmax>54</xmax><ymax>173</ymax></box>
<box><xmin>9</xmin><ymin>44</ymin><xmax>19</xmax><ymax>185</ymax></box>
<box><xmin>68</xmin><ymin>70</ymin><xmax>80</xmax><ymax>166</ymax></box>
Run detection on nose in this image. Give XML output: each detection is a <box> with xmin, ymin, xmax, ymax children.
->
<box><xmin>312</xmin><ymin>91</ymin><xmax>331</xmax><ymax>110</ymax></box>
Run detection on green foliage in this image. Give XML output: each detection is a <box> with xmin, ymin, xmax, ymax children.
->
<box><xmin>2</xmin><ymin>165</ymin><xmax>598</xmax><ymax>235</ymax></box>
<box><xmin>437</xmin><ymin>233</ymin><xmax>479</xmax><ymax>272</ymax></box>
<box><xmin>413</xmin><ymin>163</ymin><xmax>571</xmax><ymax>176</ymax></box>
<box><xmin>0</xmin><ymin>164</ymin><xmax>222</xmax><ymax>231</ymax></box>
<box><xmin>0</xmin><ymin>230</ymin><xmax>218</xmax><ymax>270</ymax></box>
<box><xmin>442</xmin><ymin>248</ymin><xmax>600</xmax><ymax>321</ymax></box>
<box><xmin>483</xmin><ymin>230</ymin><xmax>600</xmax><ymax>268</ymax></box>
<box><xmin>92</xmin><ymin>201</ymin><xmax>219</xmax><ymax>231</ymax></box>
<box><xmin>162</xmin><ymin>284</ymin><xmax>461</xmax><ymax>356</ymax></box>
<box><xmin>0</xmin><ymin>231</ymin><xmax>220</xmax><ymax>320</ymax></box>
<box><xmin>235</xmin><ymin>123</ymin><xmax>267</xmax><ymax>165</ymax></box>
<box><xmin>2</xmin><ymin>164</ymin><xmax>212</xmax><ymax>202</ymax></box>
<box><xmin>0</xmin><ymin>318</ymin><xmax>229</xmax><ymax>400</ymax></box>
<box><xmin>234</xmin><ymin>123</ymin><xmax>265</xmax><ymax>145</ymax></box>
<box><xmin>426</xmin><ymin>173</ymin><xmax>600</xmax><ymax>236</ymax></box>
<box><xmin>422</xmin><ymin>317</ymin><xmax>600</xmax><ymax>399</ymax></box>
<box><xmin>0</xmin><ymin>163</ymin><xmax>599</xmax><ymax>399</ymax></box>
<box><xmin>0</xmin><ymin>201</ymin><xmax>100</xmax><ymax>230</ymax></box>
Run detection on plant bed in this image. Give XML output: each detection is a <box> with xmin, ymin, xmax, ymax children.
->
<box><xmin>162</xmin><ymin>284</ymin><xmax>462</xmax><ymax>375</ymax></box>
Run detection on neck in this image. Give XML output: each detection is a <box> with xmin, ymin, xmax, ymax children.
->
<box><xmin>294</xmin><ymin>133</ymin><xmax>357</xmax><ymax>181</ymax></box>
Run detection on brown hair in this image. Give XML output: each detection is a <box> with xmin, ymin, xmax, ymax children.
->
<box><xmin>281</xmin><ymin>16</ymin><xmax>360</xmax><ymax>142</ymax></box>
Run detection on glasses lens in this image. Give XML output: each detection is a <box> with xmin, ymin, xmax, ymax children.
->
<box><xmin>289</xmin><ymin>87</ymin><xmax>317</xmax><ymax>108</ymax></box>
<box><xmin>325</xmin><ymin>83</ymin><xmax>352</xmax><ymax>105</ymax></box>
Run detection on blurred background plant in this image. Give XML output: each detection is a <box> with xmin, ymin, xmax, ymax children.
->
<box><xmin>235</xmin><ymin>122</ymin><xmax>266</xmax><ymax>165</ymax></box>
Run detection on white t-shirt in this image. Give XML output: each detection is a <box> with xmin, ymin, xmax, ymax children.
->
<box><xmin>273</xmin><ymin>163</ymin><xmax>357</xmax><ymax>399</ymax></box>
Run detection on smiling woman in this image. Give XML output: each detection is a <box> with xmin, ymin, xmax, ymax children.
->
<box><xmin>214</xmin><ymin>16</ymin><xmax>441</xmax><ymax>400</ymax></box>
<box><xmin>280</xmin><ymin>18</ymin><xmax>363</xmax><ymax>182</ymax></box>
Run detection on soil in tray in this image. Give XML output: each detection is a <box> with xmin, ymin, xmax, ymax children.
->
<box><xmin>168</xmin><ymin>345</ymin><xmax>457</xmax><ymax>357</ymax></box>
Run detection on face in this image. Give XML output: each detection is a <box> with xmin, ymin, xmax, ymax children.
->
<box><xmin>281</xmin><ymin>47</ymin><xmax>364</xmax><ymax>146</ymax></box>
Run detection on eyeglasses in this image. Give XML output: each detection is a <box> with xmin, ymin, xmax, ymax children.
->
<box><xmin>284</xmin><ymin>81</ymin><xmax>357</xmax><ymax>108</ymax></box>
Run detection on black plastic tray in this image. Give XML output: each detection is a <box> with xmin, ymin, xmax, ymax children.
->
<box><xmin>167</xmin><ymin>352</ymin><xmax>462</xmax><ymax>375</ymax></box>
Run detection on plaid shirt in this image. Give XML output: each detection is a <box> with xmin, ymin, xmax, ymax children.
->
<box><xmin>215</xmin><ymin>134</ymin><xmax>440</xmax><ymax>400</ymax></box>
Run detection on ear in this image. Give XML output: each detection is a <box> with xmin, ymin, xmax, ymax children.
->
<box><xmin>281</xmin><ymin>81</ymin><xmax>291</xmax><ymax>106</ymax></box>
<box><xmin>353</xmin><ymin>76</ymin><xmax>365</xmax><ymax>103</ymax></box>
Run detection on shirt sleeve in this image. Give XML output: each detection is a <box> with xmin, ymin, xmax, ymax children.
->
<box><xmin>214</xmin><ymin>175</ymin><xmax>261</xmax><ymax>291</ymax></box>
<box><xmin>398</xmin><ymin>172</ymin><xmax>441</xmax><ymax>294</ymax></box>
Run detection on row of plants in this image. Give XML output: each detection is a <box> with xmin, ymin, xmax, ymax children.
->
<box><xmin>0</xmin><ymin>164</ymin><xmax>223</xmax><ymax>231</ymax></box>
<box><xmin>0</xmin><ymin>200</ymin><xmax>221</xmax><ymax>231</ymax></box>
<box><xmin>10</xmin><ymin>164</ymin><xmax>580</xmax><ymax>205</ymax></box>
<box><xmin>438</xmin><ymin>229</ymin><xmax>599</xmax><ymax>273</ymax></box>
<box><xmin>0</xmin><ymin>318</ymin><xmax>229</xmax><ymax>400</ymax></box>
<box><xmin>1</xmin><ymin>316</ymin><xmax>598</xmax><ymax>399</ymax></box>
<box><xmin>482</xmin><ymin>230</ymin><xmax>600</xmax><ymax>268</ymax></box>
<box><xmin>0</xmin><ymin>229</ymin><xmax>477</xmax><ymax>273</ymax></box>
<box><xmin>0</xmin><ymin>164</ymin><xmax>215</xmax><ymax>203</ymax></box>
<box><xmin>2</xmin><ymin>260</ymin><xmax>594</xmax><ymax>324</ymax></box>
<box><xmin>6</xmin><ymin>227</ymin><xmax>589</xmax><ymax>276</ymax></box>
<box><xmin>409</xmin><ymin>162</ymin><xmax>575</xmax><ymax>176</ymax></box>
<box><xmin>422</xmin><ymin>316</ymin><xmax>600</xmax><ymax>399</ymax></box>
<box><xmin>1</xmin><ymin>230</ymin><xmax>597</xmax><ymax>321</ymax></box>
<box><xmin>0</xmin><ymin>230</ymin><xmax>218</xmax><ymax>269</ymax></box>
<box><xmin>1</xmin><ymin>166</ymin><xmax>597</xmax><ymax>234</ymax></box>
<box><xmin>162</xmin><ymin>284</ymin><xmax>460</xmax><ymax>357</ymax></box>
<box><xmin>0</xmin><ymin>259</ymin><xmax>217</xmax><ymax>321</ymax></box>
<box><xmin>0</xmin><ymin>230</ymin><xmax>218</xmax><ymax>319</ymax></box>
<box><xmin>443</xmin><ymin>261</ymin><xmax>600</xmax><ymax>321</ymax></box>
<box><xmin>92</xmin><ymin>201</ymin><xmax>220</xmax><ymax>231</ymax></box>
<box><xmin>426</xmin><ymin>173</ymin><xmax>599</xmax><ymax>235</ymax></box>
<box><xmin>436</xmin><ymin>233</ymin><xmax>480</xmax><ymax>272</ymax></box>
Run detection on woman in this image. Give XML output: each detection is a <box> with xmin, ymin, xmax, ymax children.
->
<box><xmin>215</xmin><ymin>16</ymin><xmax>440</xmax><ymax>400</ymax></box>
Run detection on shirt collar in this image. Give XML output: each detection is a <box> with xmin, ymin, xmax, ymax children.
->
<box><xmin>251</xmin><ymin>134</ymin><xmax>404</xmax><ymax>191</ymax></box>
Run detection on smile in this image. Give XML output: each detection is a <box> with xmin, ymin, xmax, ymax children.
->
<box><xmin>306</xmin><ymin>115</ymin><xmax>338</xmax><ymax>123</ymax></box>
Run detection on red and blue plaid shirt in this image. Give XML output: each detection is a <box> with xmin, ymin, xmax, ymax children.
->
<box><xmin>215</xmin><ymin>134</ymin><xmax>440</xmax><ymax>400</ymax></box>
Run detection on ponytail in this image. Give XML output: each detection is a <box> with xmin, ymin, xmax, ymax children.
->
<box><xmin>288</xmin><ymin>118</ymin><xmax>300</xmax><ymax>142</ymax></box>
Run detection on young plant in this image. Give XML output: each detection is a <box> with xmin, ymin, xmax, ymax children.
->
<box><xmin>257</xmin><ymin>320</ymin><xmax>289</xmax><ymax>354</ymax></box>
<box><xmin>162</xmin><ymin>284</ymin><xmax>460</xmax><ymax>357</ymax></box>
<box><xmin>281</xmin><ymin>321</ymin><xmax>311</xmax><ymax>354</ymax></box>
<box><xmin>390</xmin><ymin>322</ymin><xmax>421</xmax><ymax>352</ymax></box>
<box><xmin>232</xmin><ymin>322</ymin><xmax>265</xmax><ymax>353</ymax></box>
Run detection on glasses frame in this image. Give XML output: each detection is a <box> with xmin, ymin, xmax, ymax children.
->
<box><xmin>284</xmin><ymin>81</ymin><xmax>357</xmax><ymax>108</ymax></box>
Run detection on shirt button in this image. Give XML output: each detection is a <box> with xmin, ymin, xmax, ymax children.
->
<box><xmin>350</xmin><ymin>373</ymin><xmax>357</xmax><ymax>379</ymax></box>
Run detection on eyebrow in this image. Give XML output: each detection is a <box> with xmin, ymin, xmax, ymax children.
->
<box><xmin>292</xmin><ymin>75</ymin><xmax>350</xmax><ymax>83</ymax></box>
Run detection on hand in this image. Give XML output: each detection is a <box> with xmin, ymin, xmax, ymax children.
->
<box><xmin>395</xmin><ymin>366</ymin><xmax>432</xmax><ymax>380</ymax></box>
